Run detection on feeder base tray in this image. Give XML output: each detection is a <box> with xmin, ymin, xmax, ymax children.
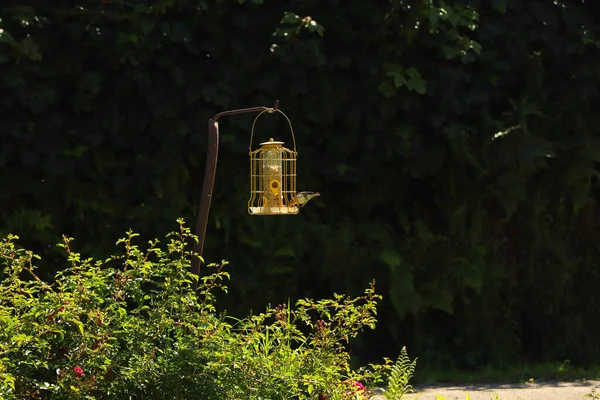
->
<box><xmin>249</xmin><ymin>206</ymin><xmax>299</xmax><ymax>215</ymax></box>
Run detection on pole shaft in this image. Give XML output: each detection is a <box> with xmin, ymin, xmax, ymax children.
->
<box><xmin>191</xmin><ymin>119</ymin><xmax>219</xmax><ymax>287</ymax></box>
<box><xmin>191</xmin><ymin>100</ymin><xmax>279</xmax><ymax>288</ymax></box>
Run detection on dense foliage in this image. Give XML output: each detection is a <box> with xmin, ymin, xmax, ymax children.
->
<box><xmin>0</xmin><ymin>221</ymin><xmax>418</xmax><ymax>399</ymax></box>
<box><xmin>2</xmin><ymin>0</ymin><xmax>600</xmax><ymax>370</ymax></box>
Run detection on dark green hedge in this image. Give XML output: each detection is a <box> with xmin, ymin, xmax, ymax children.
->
<box><xmin>2</xmin><ymin>0</ymin><xmax>600</xmax><ymax>369</ymax></box>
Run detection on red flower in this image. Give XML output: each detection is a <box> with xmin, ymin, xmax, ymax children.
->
<box><xmin>344</xmin><ymin>380</ymin><xmax>366</xmax><ymax>392</ymax></box>
<box><xmin>73</xmin><ymin>366</ymin><xmax>84</xmax><ymax>375</ymax></box>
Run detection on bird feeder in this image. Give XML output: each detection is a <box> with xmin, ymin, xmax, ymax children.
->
<box><xmin>248</xmin><ymin>109</ymin><xmax>298</xmax><ymax>215</ymax></box>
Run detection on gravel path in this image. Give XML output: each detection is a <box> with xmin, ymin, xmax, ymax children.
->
<box><xmin>398</xmin><ymin>380</ymin><xmax>600</xmax><ymax>400</ymax></box>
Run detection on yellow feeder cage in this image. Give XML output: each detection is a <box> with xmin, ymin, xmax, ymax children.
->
<box><xmin>248</xmin><ymin>109</ymin><xmax>298</xmax><ymax>215</ymax></box>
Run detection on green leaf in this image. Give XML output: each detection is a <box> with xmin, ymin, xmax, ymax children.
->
<box><xmin>491</xmin><ymin>0</ymin><xmax>507</xmax><ymax>13</ymax></box>
<box><xmin>64</xmin><ymin>145</ymin><xmax>89</xmax><ymax>158</ymax></box>
<box><xmin>0</xmin><ymin>29</ymin><xmax>17</xmax><ymax>47</ymax></box>
<box><xmin>73</xmin><ymin>319</ymin><xmax>85</xmax><ymax>336</ymax></box>
<box><xmin>2</xmin><ymin>374</ymin><xmax>15</xmax><ymax>390</ymax></box>
<box><xmin>10</xmin><ymin>333</ymin><xmax>32</xmax><ymax>344</ymax></box>
<box><xmin>280</xmin><ymin>12</ymin><xmax>300</xmax><ymax>25</ymax></box>
<box><xmin>380</xmin><ymin>249</ymin><xmax>403</xmax><ymax>268</ymax></box>
<box><xmin>274</xmin><ymin>246</ymin><xmax>295</xmax><ymax>257</ymax></box>
<box><xmin>389</xmin><ymin>269</ymin><xmax>421</xmax><ymax>317</ymax></box>
<box><xmin>78</xmin><ymin>72</ymin><xmax>102</xmax><ymax>95</ymax></box>
<box><xmin>385</xmin><ymin>63</ymin><xmax>405</xmax><ymax>89</ymax></box>
<box><xmin>404</xmin><ymin>68</ymin><xmax>427</xmax><ymax>94</ymax></box>
<box><xmin>50</xmin><ymin>330</ymin><xmax>65</xmax><ymax>340</ymax></box>
<box><xmin>336</xmin><ymin>163</ymin><xmax>348</xmax><ymax>176</ymax></box>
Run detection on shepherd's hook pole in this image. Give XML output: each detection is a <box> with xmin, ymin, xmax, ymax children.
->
<box><xmin>191</xmin><ymin>100</ymin><xmax>280</xmax><ymax>288</ymax></box>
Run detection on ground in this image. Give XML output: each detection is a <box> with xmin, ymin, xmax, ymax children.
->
<box><xmin>369</xmin><ymin>380</ymin><xmax>600</xmax><ymax>400</ymax></box>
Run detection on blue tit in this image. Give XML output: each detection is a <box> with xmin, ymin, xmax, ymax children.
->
<box><xmin>292</xmin><ymin>191</ymin><xmax>320</xmax><ymax>207</ymax></box>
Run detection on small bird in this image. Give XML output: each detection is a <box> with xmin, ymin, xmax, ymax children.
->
<box><xmin>291</xmin><ymin>191</ymin><xmax>320</xmax><ymax>207</ymax></box>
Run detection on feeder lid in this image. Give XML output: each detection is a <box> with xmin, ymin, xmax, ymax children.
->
<box><xmin>259</xmin><ymin>138</ymin><xmax>285</xmax><ymax>147</ymax></box>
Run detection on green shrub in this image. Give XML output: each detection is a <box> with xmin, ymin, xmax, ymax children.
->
<box><xmin>0</xmin><ymin>219</ymin><xmax>416</xmax><ymax>399</ymax></box>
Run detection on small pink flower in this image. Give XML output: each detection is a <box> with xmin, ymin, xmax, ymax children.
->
<box><xmin>344</xmin><ymin>381</ymin><xmax>366</xmax><ymax>391</ymax></box>
<box><xmin>73</xmin><ymin>366</ymin><xmax>84</xmax><ymax>376</ymax></box>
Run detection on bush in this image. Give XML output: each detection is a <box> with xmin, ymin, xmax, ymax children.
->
<box><xmin>0</xmin><ymin>219</ymin><xmax>414</xmax><ymax>399</ymax></box>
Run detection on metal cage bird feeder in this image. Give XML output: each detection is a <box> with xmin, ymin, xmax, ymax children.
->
<box><xmin>248</xmin><ymin>109</ymin><xmax>298</xmax><ymax>215</ymax></box>
<box><xmin>192</xmin><ymin>101</ymin><xmax>319</xmax><ymax>285</ymax></box>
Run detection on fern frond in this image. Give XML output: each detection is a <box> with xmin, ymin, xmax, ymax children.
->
<box><xmin>386</xmin><ymin>346</ymin><xmax>417</xmax><ymax>399</ymax></box>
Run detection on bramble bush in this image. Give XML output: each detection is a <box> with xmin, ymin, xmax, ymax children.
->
<box><xmin>0</xmin><ymin>219</ymin><xmax>415</xmax><ymax>399</ymax></box>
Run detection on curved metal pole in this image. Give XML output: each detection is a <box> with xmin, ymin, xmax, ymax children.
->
<box><xmin>191</xmin><ymin>100</ymin><xmax>280</xmax><ymax>288</ymax></box>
